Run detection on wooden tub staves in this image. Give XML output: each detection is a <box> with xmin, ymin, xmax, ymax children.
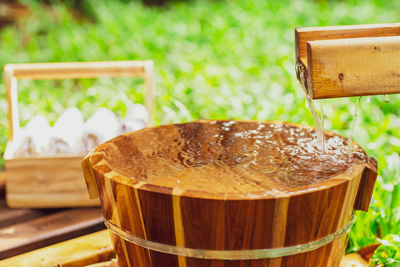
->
<box><xmin>82</xmin><ymin>120</ymin><xmax>377</xmax><ymax>267</ymax></box>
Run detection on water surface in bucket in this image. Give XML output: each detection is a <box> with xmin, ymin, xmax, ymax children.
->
<box><xmin>99</xmin><ymin>121</ymin><xmax>368</xmax><ymax>198</ymax></box>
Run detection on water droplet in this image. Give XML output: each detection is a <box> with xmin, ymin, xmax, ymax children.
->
<box><xmin>384</xmin><ymin>94</ymin><xmax>390</xmax><ymax>103</ymax></box>
<box><xmin>319</xmin><ymin>100</ymin><xmax>325</xmax><ymax>153</ymax></box>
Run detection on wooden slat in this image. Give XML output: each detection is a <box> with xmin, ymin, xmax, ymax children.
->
<box><xmin>0</xmin><ymin>208</ymin><xmax>104</xmax><ymax>259</ymax></box>
<box><xmin>0</xmin><ymin>200</ymin><xmax>53</xmax><ymax>228</ymax></box>
<box><xmin>5</xmin><ymin>61</ymin><xmax>147</xmax><ymax>80</ymax></box>
<box><xmin>295</xmin><ymin>23</ymin><xmax>400</xmax><ymax>61</ymax></box>
<box><xmin>82</xmin><ymin>154</ymin><xmax>100</xmax><ymax>200</ymax></box>
<box><xmin>0</xmin><ymin>230</ymin><xmax>114</xmax><ymax>267</ymax></box>
<box><xmin>85</xmin><ymin>260</ymin><xmax>118</xmax><ymax>267</ymax></box>
<box><xmin>307</xmin><ymin>36</ymin><xmax>400</xmax><ymax>99</ymax></box>
<box><xmin>357</xmin><ymin>243</ymin><xmax>380</xmax><ymax>261</ymax></box>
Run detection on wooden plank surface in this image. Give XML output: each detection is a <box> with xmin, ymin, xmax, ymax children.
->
<box><xmin>295</xmin><ymin>23</ymin><xmax>400</xmax><ymax>60</ymax></box>
<box><xmin>0</xmin><ymin>230</ymin><xmax>114</xmax><ymax>267</ymax></box>
<box><xmin>0</xmin><ymin>207</ymin><xmax>104</xmax><ymax>259</ymax></box>
<box><xmin>0</xmin><ymin>200</ymin><xmax>53</xmax><ymax>228</ymax></box>
<box><xmin>86</xmin><ymin>260</ymin><xmax>118</xmax><ymax>267</ymax></box>
<box><xmin>308</xmin><ymin>36</ymin><xmax>400</xmax><ymax>99</ymax></box>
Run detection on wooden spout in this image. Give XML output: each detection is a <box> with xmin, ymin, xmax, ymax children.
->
<box><xmin>81</xmin><ymin>153</ymin><xmax>100</xmax><ymax>199</ymax></box>
<box><xmin>354</xmin><ymin>157</ymin><xmax>378</xmax><ymax>212</ymax></box>
<box><xmin>295</xmin><ymin>23</ymin><xmax>400</xmax><ymax>99</ymax></box>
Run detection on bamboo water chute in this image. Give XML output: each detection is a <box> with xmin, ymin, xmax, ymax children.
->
<box><xmin>82</xmin><ymin>120</ymin><xmax>377</xmax><ymax>267</ymax></box>
<box><xmin>296</xmin><ymin>23</ymin><xmax>400</xmax><ymax>99</ymax></box>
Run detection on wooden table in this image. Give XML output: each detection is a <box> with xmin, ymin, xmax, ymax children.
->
<box><xmin>0</xmin><ymin>171</ymin><xmax>106</xmax><ymax>261</ymax></box>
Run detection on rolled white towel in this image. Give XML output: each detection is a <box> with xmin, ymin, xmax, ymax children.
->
<box><xmin>82</xmin><ymin>108</ymin><xmax>120</xmax><ymax>152</ymax></box>
<box><xmin>126</xmin><ymin>103</ymin><xmax>149</xmax><ymax>124</ymax></box>
<box><xmin>119</xmin><ymin>104</ymin><xmax>148</xmax><ymax>134</ymax></box>
<box><xmin>120</xmin><ymin>119</ymin><xmax>146</xmax><ymax>134</ymax></box>
<box><xmin>49</xmin><ymin>107</ymin><xmax>85</xmax><ymax>155</ymax></box>
<box><xmin>13</xmin><ymin>115</ymin><xmax>52</xmax><ymax>157</ymax></box>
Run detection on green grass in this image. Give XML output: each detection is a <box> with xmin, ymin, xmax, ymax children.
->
<box><xmin>371</xmin><ymin>234</ymin><xmax>400</xmax><ymax>266</ymax></box>
<box><xmin>0</xmin><ymin>0</ymin><xmax>399</xmax><ymax>261</ymax></box>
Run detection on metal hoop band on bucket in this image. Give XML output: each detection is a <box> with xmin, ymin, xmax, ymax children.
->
<box><xmin>105</xmin><ymin>214</ymin><xmax>356</xmax><ymax>260</ymax></box>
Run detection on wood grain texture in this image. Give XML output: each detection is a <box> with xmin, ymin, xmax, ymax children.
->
<box><xmin>295</xmin><ymin>23</ymin><xmax>400</xmax><ymax>99</ymax></box>
<box><xmin>85</xmin><ymin>260</ymin><xmax>118</xmax><ymax>267</ymax></box>
<box><xmin>82</xmin><ymin>153</ymin><xmax>100</xmax><ymax>199</ymax></box>
<box><xmin>357</xmin><ymin>243</ymin><xmax>380</xmax><ymax>261</ymax></box>
<box><xmin>308</xmin><ymin>36</ymin><xmax>400</xmax><ymax>99</ymax></box>
<box><xmin>0</xmin><ymin>199</ymin><xmax>52</xmax><ymax>228</ymax></box>
<box><xmin>83</xmin><ymin>120</ymin><xmax>378</xmax><ymax>267</ymax></box>
<box><xmin>0</xmin><ymin>230</ymin><xmax>113</xmax><ymax>267</ymax></box>
<box><xmin>0</xmin><ymin>208</ymin><xmax>104</xmax><ymax>259</ymax></box>
<box><xmin>3</xmin><ymin>60</ymin><xmax>155</xmax><ymax>208</ymax></box>
<box><xmin>354</xmin><ymin>157</ymin><xmax>378</xmax><ymax>211</ymax></box>
<box><xmin>5</xmin><ymin>156</ymin><xmax>99</xmax><ymax>208</ymax></box>
<box><xmin>5</xmin><ymin>61</ymin><xmax>147</xmax><ymax>80</ymax></box>
<box><xmin>295</xmin><ymin>23</ymin><xmax>400</xmax><ymax>61</ymax></box>
<box><xmin>0</xmin><ymin>230</ymin><xmax>363</xmax><ymax>267</ymax></box>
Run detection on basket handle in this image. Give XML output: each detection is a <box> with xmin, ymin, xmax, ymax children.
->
<box><xmin>4</xmin><ymin>60</ymin><xmax>155</xmax><ymax>141</ymax></box>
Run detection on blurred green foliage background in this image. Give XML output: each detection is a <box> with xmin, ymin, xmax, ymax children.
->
<box><xmin>0</xmin><ymin>0</ymin><xmax>399</xmax><ymax>261</ymax></box>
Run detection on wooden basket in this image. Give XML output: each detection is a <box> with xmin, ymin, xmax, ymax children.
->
<box><xmin>82</xmin><ymin>120</ymin><xmax>377</xmax><ymax>267</ymax></box>
<box><xmin>3</xmin><ymin>61</ymin><xmax>154</xmax><ymax>208</ymax></box>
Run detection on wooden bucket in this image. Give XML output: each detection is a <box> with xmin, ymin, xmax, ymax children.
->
<box><xmin>82</xmin><ymin>120</ymin><xmax>377</xmax><ymax>267</ymax></box>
